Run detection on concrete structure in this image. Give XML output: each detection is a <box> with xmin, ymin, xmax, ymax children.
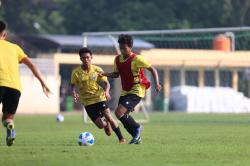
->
<box><xmin>2</xmin><ymin>48</ymin><xmax>249</xmax><ymax>114</ymax></box>
<box><xmin>141</xmin><ymin>49</ymin><xmax>250</xmax><ymax>99</ymax></box>
<box><xmin>54</xmin><ymin>49</ymin><xmax>250</xmax><ymax>112</ymax></box>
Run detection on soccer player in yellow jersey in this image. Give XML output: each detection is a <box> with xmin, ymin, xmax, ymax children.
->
<box><xmin>101</xmin><ymin>34</ymin><xmax>162</xmax><ymax>144</ymax></box>
<box><xmin>0</xmin><ymin>20</ymin><xmax>51</xmax><ymax>146</ymax></box>
<box><xmin>71</xmin><ymin>47</ymin><xmax>125</xmax><ymax>144</ymax></box>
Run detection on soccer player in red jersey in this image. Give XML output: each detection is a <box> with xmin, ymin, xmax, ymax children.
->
<box><xmin>101</xmin><ymin>34</ymin><xmax>162</xmax><ymax>144</ymax></box>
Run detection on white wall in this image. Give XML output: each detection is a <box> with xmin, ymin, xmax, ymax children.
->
<box><xmin>17</xmin><ymin>75</ymin><xmax>60</xmax><ymax>114</ymax></box>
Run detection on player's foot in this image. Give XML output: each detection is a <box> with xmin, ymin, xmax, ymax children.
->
<box><xmin>119</xmin><ymin>138</ymin><xmax>126</xmax><ymax>144</ymax></box>
<box><xmin>134</xmin><ymin>137</ymin><xmax>142</xmax><ymax>144</ymax></box>
<box><xmin>128</xmin><ymin>125</ymin><xmax>143</xmax><ymax>144</ymax></box>
<box><xmin>6</xmin><ymin>122</ymin><xmax>16</xmax><ymax>146</ymax></box>
<box><xmin>104</xmin><ymin>121</ymin><xmax>112</xmax><ymax>136</ymax></box>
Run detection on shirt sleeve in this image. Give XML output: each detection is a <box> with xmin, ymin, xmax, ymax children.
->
<box><xmin>15</xmin><ymin>45</ymin><xmax>27</xmax><ymax>62</ymax></box>
<box><xmin>134</xmin><ymin>55</ymin><xmax>151</xmax><ymax>68</ymax></box>
<box><xmin>71</xmin><ymin>70</ymin><xmax>78</xmax><ymax>85</ymax></box>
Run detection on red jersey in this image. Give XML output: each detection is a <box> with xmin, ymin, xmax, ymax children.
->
<box><xmin>115</xmin><ymin>54</ymin><xmax>150</xmax><ymax>91</ymax></box>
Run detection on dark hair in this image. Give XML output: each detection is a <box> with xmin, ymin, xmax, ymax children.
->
<box><xmin>118</xmin><ymin>34</ymin><xmax>133</xmax><ymax>48</ymax></box>
<box><xmin>0</xmin><ymin>20</ymin><xmax>7</xmax><ymax>33</ymax></box>
<box><xmin>79</xmin><ymin>47</ymin><xmax>92</xmax><ymax>57</ymax></box>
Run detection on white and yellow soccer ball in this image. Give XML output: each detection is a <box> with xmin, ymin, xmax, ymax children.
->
<box><xmin>78</xmin><ymin>132</ymin><xmax>95</xmax><ymax>146</ymax></box>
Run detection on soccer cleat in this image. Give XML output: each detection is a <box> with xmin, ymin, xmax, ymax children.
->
<box><xmin>134</xmin><ymin>137</ymin><xmax>142</xmax><ymax>144</ymax></box>
<box><xmin>6</xmin><ymin>122</ymin><xmax>16</xmax><ymax>146</ymax></box>
<box><xmin>119</xmin><ymin>138</ymin><xmax>126</xmax><ymax>144</ymax></box>
<box><xmin>104</xmin><ymin>121</ymin><xmax>112</xmax><ymax>136</ymax></box>
<box><xmin>128</xmin><ymin>125</ymin><xmax>143</xmax><ymax>144</ymax></box>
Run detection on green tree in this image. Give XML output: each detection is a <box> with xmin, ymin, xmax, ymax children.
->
<box><xmin>0</xmin><ymin>0</ymin><xmax>65</xmax><ymax>34</ymax></box>
<box><xmin>1</xmin><ymin>0</ymin><xmax>250</xmax><ymax>34</ymax></box>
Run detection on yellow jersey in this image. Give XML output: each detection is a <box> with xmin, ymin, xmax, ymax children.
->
<box><xmin>0</xmin><ymin>40</ymin><xmax>27</xmax><ymax>91</ymax></box>
<box><xmin>71</xmin><ymin>65</ymin><xmax>108</xmax><ymax>106</ymax></box>
<box><xmin>113</xmin><ymin>54</ymin><xmax>151</xmax><ymax>97</ymax></box>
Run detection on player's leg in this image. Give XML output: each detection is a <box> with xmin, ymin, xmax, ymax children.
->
<box><xmin>96</xmin><ymin>102</ymin><xmax>112</xmax><ymax>136</ymax></box>
<box><xmin>115</xmin><ymin>94</ymin><xmax>142</xmax><ymax>144</ymax></box>
<box><xmin>85</xmin><ymin>103</ymin><xmax>106</xmax><ymax>128</ymax></box>
<box><xmin>86</xmin><ymin>110</ymin><xmax>111</xmax><ymax>136</ymax></box>
<box><xmin>85</xmin><ymin>102</ymin><xmax>111</xmax><ymax>136</ymax></box>
<box><xmin>2</xmin><ymin>114</ymin><xmax>15</xmax><ymax>146</ymax></box>
<box><xmin>102</xmin><ymin>108</ymin><xmax>125</xmax><ymax>144</ymax></box>
<box><xmin>1</xmin><ymin>87</ymin><xmax>21</xmax><ymax>146</ymax></box>
<box><xmin>115</xmin><ymin>104</ymin><xmax>133</xmax><ymax>135</ymax></box>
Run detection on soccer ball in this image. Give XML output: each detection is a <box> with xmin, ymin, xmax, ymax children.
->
<box><xmin>56</xmin><ymin>114</ymin><xmax>64</xmax><ymax>122</ymax></box>
<box><xmin>78</xmin><ymin>132</ymin><xmax>95</xmax><ymax>146</ymax></box>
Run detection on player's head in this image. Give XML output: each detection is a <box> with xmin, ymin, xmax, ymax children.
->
<box><xmin>0</xmin><ymin>20</ymin><xmax>7</xmax><ymax>39</ymax></box>
<box><xmin>118</xmin><ymin>34</ymin><xmax>133</xmax><ymax>56</ymax></box>
<box><xmin>79</xmin><ymin>47</ymin><xmax>93</xmax><ymax>66</ymax></box>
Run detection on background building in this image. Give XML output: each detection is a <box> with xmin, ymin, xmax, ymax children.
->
<box><xmin>2</xmin><ymin>27</ymin><xmax>250</xmax><ymax>114</ymax></box>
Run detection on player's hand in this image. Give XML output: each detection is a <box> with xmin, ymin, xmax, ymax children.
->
<box><xmin>73</xmin><ymin>92</ymin><xmax>79</xmax><ymax>103</ymax></box>
<box><xmin>105</xmin><ymin>92</ymin><xmax>111</xmax><ymax>101</ymax></box>
<box><xmin>98</xmin><ymin>72</ymin><xmax>104</xmax><ymax>77</ymax></box>
<box><xmin>42</xmin><ymin>84</ymin><xmax>53</xmax><ymax>98</ymax></box>
<box><xmin>155</xmin><ymin>84</ymin><xmax>162</xmax><ymax>93</ymax></box>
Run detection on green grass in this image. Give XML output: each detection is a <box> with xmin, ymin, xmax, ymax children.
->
<box><xmin>1</xmin><ymin>112</ymin><xmax>250</xmax><ymax>166</ymax></box>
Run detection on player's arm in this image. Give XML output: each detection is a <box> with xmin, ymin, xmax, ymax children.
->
<box><xmin>71</xmin><ymin>71</ymin><xmax>80</xmax><ymax>103</ymax></box>
<box><xmin>20</xmin><ymin>57</ymin><xmax>52</xmax><ymax>97</ymax></box>
<box><xmin>71</xmin><ymin>84</ymin><xmax>79</xmax><ymax>103</ymax></box>
<box><xmin>98</xmin><ymin>59</ymin><xmax>119</xmax><ymax>78</ymax></box>
<box><xmin>136</xmin><ymin>56</ymin><xmax>162</xmax><ymax>93</ymax></box>
<box><xmin>146</xmin><ymin>66</ymin><xmax>162</xmax><ymax>93</ymax></box>
<box><xmin>103</xmin><ymin>80</ymin><xmax>111</xmax><ymax>101</ymax></box>
<box><xmin>97</xmin><ymin>69</ymin><xmax>112</xmax><ymax>101</ymax></box>
<box><xmin>100</xmin><ymin>72</ymin><xmax>119</xmax><ymax>78</ymax></box>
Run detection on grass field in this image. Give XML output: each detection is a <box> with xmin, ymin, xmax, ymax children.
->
<box><xmin>1</xmin><ymin>112</ymin><xmax>250</xmax><ymax>166</ymax></box>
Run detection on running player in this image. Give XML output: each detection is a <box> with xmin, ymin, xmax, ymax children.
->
<box><xmin>0</xmin><ymin>20</ymin><xmax>51</xmax><ymax>146</ymax></box>
<box><xmin>71</xmin><ymin>47</ymin><xmax>125</xmax><ymax>144</ymax></box>
<box><xmin>100</xmin><ymin>34</ymin><xmax>162</xmax><ymax>144</ymax></box>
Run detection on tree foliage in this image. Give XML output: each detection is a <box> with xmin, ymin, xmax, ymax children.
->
<box><xmin>0</xmin><ymin>0</ymin><xmax>250</xmax><ymax>34</ymax></box>
<box><xmin>0</xmin><ymin>0</ymin><xmax>65</xmax><ymax>34</ymax></box>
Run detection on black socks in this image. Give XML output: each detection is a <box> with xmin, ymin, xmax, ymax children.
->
<box><xmin>112</xmin><ymin>127</ymin><xmax>124</xmax><ymax>140</ymax></box>
<box><xmin>119</xmin><ymin>114</ymin><xmax>140</xmax><ymax>136</ymax></box>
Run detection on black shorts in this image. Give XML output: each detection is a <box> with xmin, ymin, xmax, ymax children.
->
<box><xmin>85</xmin><ymin>101</ymin><xmax>109</xmax><ymax>122</ymax></box>
<box><xmin>0</xmin><ymin>86</ymin><xmax>21</xmax><ymax>114</ymax></box>
<box><xmin>118</xmin><ymin>94</ymin><xmax>141</xmax><ymax>112</ymax></box>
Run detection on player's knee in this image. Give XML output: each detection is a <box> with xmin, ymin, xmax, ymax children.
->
<box><xmin>95</xmin><ymin>119</ymin><xmax>106</xmax><ymax>129</ymax></box>
<box><xmin>115</xmin><ymin>110</ymin><xmax>121</xmax><ymax>118</ymax></box>
<box><xmin>110</xmin><ymin>120</ymin><xmax>118</xmax><ymax>128</ymax></box>
<box><xmin>115</xmin><ymin>105</ymin><xmax>128</xmax><ymax>118</ymax></box>
<box><xmin>2</xmin><ymin>119</ymin><xmax>13</xmax><ymax>127</ymax></box>
<box><xmin>96</xmin><ymin>123</ymin><xmax>104</xmax><ymax>129</ymax></box>
<box><xmin>102</xmin><ymin>109</ymin><xmax>110</xmax><ymax>114</ymax></box>
<box><xmin>103</xmin><ymin>110</ymin><xmax>112</xmax><ymax>120</ymax></box>
<box><xmin>115</xmin><ymin>108</ymin><xmax>125</xmax><ymax>119</ymax></box>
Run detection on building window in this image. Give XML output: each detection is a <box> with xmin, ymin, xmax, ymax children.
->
<box><xmin>170</xmin><ymin>70</ymin><xmax>181</xmax><ymax>87</ymax></box>
<box><xmin>205</xmin><ymin>70</ymin><xmax>215</xmax><ymax>86</ymax></box>
<box><xmin>238</xmin><ymin>69</ymin><xmax>249</xmax><ymax>97</ymax></box>
<box><xmin>219</xmin><ymin>70</ymin><xmax>232</xmax><ymax>87</ymax></box>
<box><xmin>185</xmin><ymin>70</ymin><xmax>198</xmax><ymax>86</ymax></box>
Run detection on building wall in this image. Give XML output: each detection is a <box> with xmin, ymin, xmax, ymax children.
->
<box><xmin>54</xmin><ymin>50</ymin><xmax>250</xmax><ymax>111</ymax></box>
<box><xmin>2</xmin><ymin>50</ymin><xmax>249</xmax><ymax>114</ymax></box>
<box><xmin>18</xmin><ymin>75</ymin><xmax>60</xmax><ymax>114</ymax></box>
